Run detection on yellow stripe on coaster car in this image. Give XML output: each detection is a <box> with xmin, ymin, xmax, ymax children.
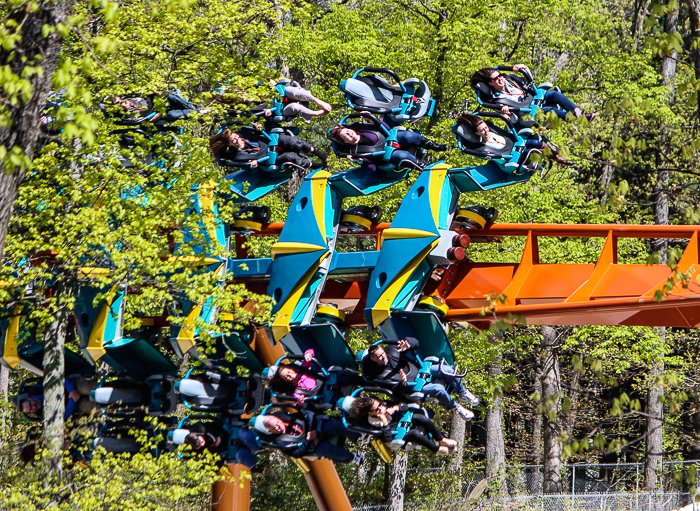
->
<box><xmin>456</xmin><ymin>210</ymin><xmax>486</xmax><ymax>229</ymax></box>
<box><xmin>310</xmin><ymin>170</ymin><xmax>332</xmax><ymax>244</ymax></box>
<box><xmin>341</xmin><ymin>214</ymin><xmax>372</xmax><ymax>230</ymax></box>
<box><xmin>271</xmin><ymin>242</ymin><xmax>328</xmax><ymax>259</ymax></box>
<box><xmin>233</xmin><ymin>219</ymin><xmax>263</xmax><ymax>231</ymax></box>
<box><xmin>79</xmin><ymin>267</ymin><xmax>112</xmax><ymax>277</ymax></box>
<box><xmin>3</xmin><ymin>307</ymin><xmax>22</xmax><ymax>369</ymax></box>
<box><xmin>167</xmin><ymin>256</ymin><xmax>223</xmax><ymax>266</ymax></box>
<box><xmin>174</xmin><ymin>303</ymin><xmax>203</xmax><ymax>356</ymax></box>
<box><xmin>381</xmin><ymin>228</ymin><xmax>437</xmax><ymax>241</ymax></box>
<box><xmin>271</xmin><ymin>250</ymin><xmax>330</xmax><ymax>341</ymax></box>
<box><xmin>428</xmin><ymin>163</ymin><xmax>450</xmax><ymax>226</ymax></box>
<box><xmin>86</xmin><ymin>284</ymin><xmax>120</xmax><ymax>361</ymax></box>
<box><xmin>370</xmin><ymin>240</ymin><xmax>439</xmax><ymax>328</ymax></box>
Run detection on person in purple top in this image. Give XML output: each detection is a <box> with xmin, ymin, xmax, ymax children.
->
<box><xmin>328</xmin><ymin>112</ymin><xmax>447</xmax><ymax>171</ymax></box>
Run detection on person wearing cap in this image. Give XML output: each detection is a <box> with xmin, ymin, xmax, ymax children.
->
<box><xmin>361</xmin><ymin>337</ymin><xmax>480</xmax><ymax>421</ymax></box>
<box><xmin>252</xmin><ymin>410</ymin><xmax>364</xmax><ymax>465</ymax></box>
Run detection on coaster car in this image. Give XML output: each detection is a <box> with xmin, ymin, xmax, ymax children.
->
<box><xmin>340</xmin><ymin>68</ymin><xmax>435</xmax><ymax>123</ymax></box>
<box><xmin>91</xmin><ymin>373</ymin><xmax>177</xmax><ymax>417</ymax></box>
<box><xmin>328</xmin><ymin>113</ymin><xmax>423</xmax><ymax>173</ymax></box>
<box><xmin>471</xmin><ymin>65</ymin><xmax>560</xmax><ymax>128</ymax></box>
<box><xmin>263</xmin><ymin>354</ymin><xmax>358</xmax><ymax>410</ymax></box>
<box><xmin>451</xmin><ymin>112</ymin><xmax>542</xmax><ymax>173</ymax></box>
<box><xmin>176</xmin><ymin>368</ymin><xmax>264</xmax><ymax>415</ymax></box>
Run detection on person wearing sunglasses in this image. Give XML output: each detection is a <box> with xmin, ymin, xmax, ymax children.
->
<box><xmin>470</xmin><ymin>65</ymin><xmax>596</xmax><ymax>121</ymax></box>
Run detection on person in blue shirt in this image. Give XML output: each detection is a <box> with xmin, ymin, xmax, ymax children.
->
<box><xmin>16</xmin><ymin>379</ymin><xmax>87</xmax><ymax>421</ymax></box>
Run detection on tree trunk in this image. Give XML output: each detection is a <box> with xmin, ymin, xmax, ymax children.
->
<box><xmin>0</xmin><ymin>0</ymin><xmax>75</xmax><ymax>259</ymax></box>
<box><xmin>661</xmin><ymin>1</ymin><xmax>679</xmax><ymax>105</ymax></box>
<box><xmin>485</xmin><ymin>331</ymin><xmax>508</xmax><ymax>496</ymax></box>
<box><xmin>42</xmin><ymin>278</ymin><xmax>74</xmax><ymax>481</ymax></box>
<box><xmin>528</xmin><ymin>364</ymin><xmax>543</xmax><ymax>494</ymax></box>
<box><xmin>0</xmin><ymin>364</ymin><xmax>9</xmax><ymax>457</ymax></box>
<box><xmin>447</xmin><ymin>413</ymin><xmax>467</xmax><ymax>472</ymax></box>
<box><xmin>541</xmin><ymin>326</ymin><xmax>564</xmax><ymax>494</ymax></box>
<box><xmin>388</xmin><ymin>451</ymin><xmax>408</xmax><ymax>511</ymax></box>
<box><xmin>646</xmin><ymin>347</ymin><xmax>664</xmax><ymax>492</ymax></box>
<box><xmin>686</xmin><ymin>0</ymin><xmax>700</xmax><ymax>118</ymax></box>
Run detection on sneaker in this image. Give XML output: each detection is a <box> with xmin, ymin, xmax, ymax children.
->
<box><xmin>352</xmin><ymin>454</ymin><xmax>365</xmax><ymax>466</ymax></box>
<box><xmin>455</xmin><ymin>404</ymin><xmax>474</xmax><ymax>421</ymax></box>
<box><xmin>440</xmin><ymin>438</ymin><xmax>458</xmax><ymax>448</ymax></box>
<box><xmin>573</xmin><ymin>107</ymin><xmax>583</xmax><ymax>117</ymax></box>
<box><xmin>585</xmin><ymin>113</ymin><xmax>597</xmax><ymax>122</ymax></box>
<box><xmin>459</xmin><ymin>391</ymin><xmax>481</xmax><ymax>407</ymax></box>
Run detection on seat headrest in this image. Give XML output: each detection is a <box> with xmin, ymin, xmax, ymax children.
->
<box><xmin>339</xmin><ymin>396</ymin><xmax>356</xmax><ymax>413</ymax></box>
<box><xmin>252</xmin><ymin>415</ymin><xmax>274</xmax><ymax>434</ymax></box>
<box><xmin>263</xmin><ymin>366</ymin><xmax>278</xmax><ymax>379</ymax></box>
<box><xmin>474</xmin><ymin>82</ymin><xmax>492</xmax><ymax>95</ymax></box>
<box><xmin>177</xmin><ymin>379</ymin><xmax>207</xmax><ymax>397</ymax></box>
<box><xmin>170</xmin><ymin>429</ymin><xmax>191</xmax><ymax>445</ymax></box>
<box><xmin>454</xmin><ymin>123</ymin><xmax>480</xmax><ymax>144</ymax></box>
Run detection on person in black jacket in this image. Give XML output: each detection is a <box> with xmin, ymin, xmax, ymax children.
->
<box><xmin>470</xmin><ymin>65</ymin><xmax>596</xmax><ymax>121</ymax></box>
<box><xmin>361</xmin><ymin>338</ymin><xmax>478</xmax><ymax>421</ymax></box>
<box><xmin>209</xmin><ymin>127</ymin><xmax>327</xmax><ymax>169</ymax></box>
<box><xmin>349</xmin><ymin>396</ymin><xmax>457</xmax><ymax>455</ymax></box>
<box><xmin>252</xmin><ymin>409</ymin><xmax>364</xmax><ymax>465</ymax></box>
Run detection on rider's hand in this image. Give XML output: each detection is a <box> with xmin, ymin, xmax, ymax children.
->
<box><xmin>399</xmin><ymin>369</ymin><xmax>408</xmax><ymax>386</ymax></box>
<box><xmin>387</xmin><ymin>405</ymin><xmax>400</xmax><ymax>414</ymax></box>
<box><xmin>304</xmin><ymin>351</ymin><xmax>313</xmax><ymax>363</ymax></box>
<box><xmin>307</xmin><ymin>430</ymin><xmax>317</xmax><ymax>441</ymax></box>
<box><xmin>250</xmin><ymin>160</ymin><xmax>258</xmax><ymax>168</ymax></box>
<box><xmin>68</xmin><ymin>390</ymin><xmax>82</xmax><ymax>402</ymax></box>
<box><xmin>501</xmin><ymin>106</ymin><xmax>511</xmax><ymax>117</ymax></box>
<box><xmin>297</xmin><ymin>395</ymin><xmax>306</xmax><ymax>405</ymax></box>
<box><xmin>513</xmin><ymin>64</ymin><xmax>528</xmax><ymax>72</ymax></box>
<box><xmin>397</xmin><ymin>339</ymin><xmax>410</xmax><ymax>352</ymax></box>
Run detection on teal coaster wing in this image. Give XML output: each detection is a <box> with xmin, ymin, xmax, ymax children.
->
<box><xmin>376</xmin><ymin>311</ymin><xmax>454</xmax><ymax>365</ymax></box>
<box><xmin>279</xmin><ymin>324</ymin><xmax>356</xmax><ymax>369</ymax></box>
<box><xmin>225</xmin><ymin>168</ymin><xmax>294</xmax><ymax>203</ymax></box>
<box><xmin>449</xmin><ymin>162</ymin><xmax>534</xmax><ymax>192</ymax></box>
<box><xmin>101</xmin><ymin>337</ymin><xmax>178</xmax><ymax>377</ymax></box>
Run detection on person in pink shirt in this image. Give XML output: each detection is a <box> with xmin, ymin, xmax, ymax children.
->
<box><xmin>265</xmin><ymin>349</ymin><xmax>365</xmax><ymax>407</ymax></box>
<box><xmin>266</xmin><ymin>349</ymin><xmax>321</xmax><ymax>405</ymax></box>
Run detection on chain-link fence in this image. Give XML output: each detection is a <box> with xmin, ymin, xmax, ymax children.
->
<box><xmin>408</xmin><ymin>461</ymin><xmax>700</xmax><ymax>499</ymax></box>
<box><xmin>354</xmin><ymin>493</ymin><xmax>694</xmax><ymax>511</ymax></box>
<box><xmin>351</xmin><ymin>462</ymin><xmax>700</xmax><ymax>511</ymax></box>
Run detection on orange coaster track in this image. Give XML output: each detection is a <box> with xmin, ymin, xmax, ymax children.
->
<box><xmin>241</xmin><ymin>223</ymin><xmax>700</xmax><ymax>330</ymax></box>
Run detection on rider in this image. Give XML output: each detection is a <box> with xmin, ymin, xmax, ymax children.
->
<box><xmin>260</xmin><ymin>79</ymin><xmax>333</xmax><ymax>122</ymax></box>
<box><xmin>328</xmin><ymin>112</ymin><xmax>447</xmax><ymax>171</ymax></box>
<box><xmin>253</xmin><ymin>409</ymin><xmax>364</xmax><ymax>465</ymax></box>
<box><xmin>209</xmin><ymin>127</ymin><xmax>327</xmax><ymax>169</ymax></box>
<box><xmin>361</xmin><ymin>338</ymin><xmax>479</xmax><ymax>421</ymax></box>
<box><xmin>16</xmin><ymin>378</ymin><xmax>97</xmax><ymax>420</ymax></box>
<box><xmin>456</xmin><ymin>113</ymin><xmax>571</xmax><ymax>165</ymax></box>
<box><xmin>349</xmin><ymin>395</ymin><xmax>457</xmax><ymax>455</ymax></box>
<box><xmin>470</xmin><ymin>65</ymin><xmax>596</xmax><ymax>121</ymax></box>
<box><xmin>265</xmin><ymin>349</ymin><xmax>364</xmax><ymax>407</ymax></box>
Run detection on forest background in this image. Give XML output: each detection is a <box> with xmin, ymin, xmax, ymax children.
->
<box><xmin>0</xmin><ymin>0</ymin><xmax>699</xmax><ymax>508</ymax></box>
